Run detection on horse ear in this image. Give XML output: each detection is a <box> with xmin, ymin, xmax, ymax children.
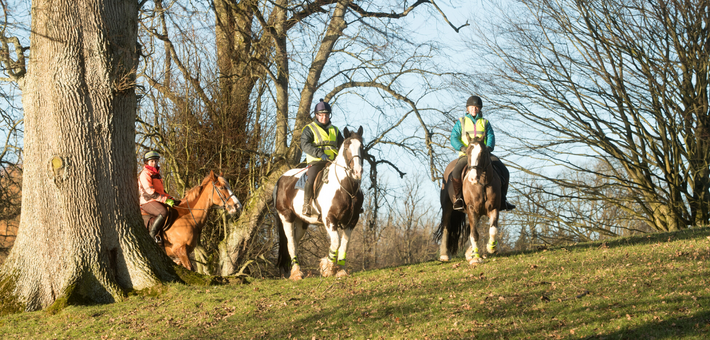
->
<box><xmin>465</xmin><ymin>132</ymin><xmax>472</xmax><ymax>145</ymax></box>
<box><xmin>357</xmin><ymin>126</ymin><xmax>363</xmax><ymax>137</ymax></box>
<box><xmin>209</xmin><ymin>170</ymin><xmax>215</xmax><ymax>179</ymax></box>
<box><xmin>343</xmin><ymin>127</ymin><xmax>351</xmax><ymax>138</ymax></box>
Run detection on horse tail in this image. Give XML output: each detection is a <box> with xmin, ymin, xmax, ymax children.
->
<box><xmin>273</xmin><ymin>177</ymin><xmax>291</xmax><ymax>274</ymax></box>
<box><xmin>433</xmin><ymin>183</ymin><xmax>468</xmax><ymax>256</ymax></box>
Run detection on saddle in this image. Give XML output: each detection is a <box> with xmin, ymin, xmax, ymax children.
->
<box><xmin>294</xmin><ymin>164</ymin><xmax>330</xmax><ymax>213</ymax></box>
<box><xmin>142</xmin><ymin>206</ymin><xmax>179</xmax><ymax>232</ymax></box>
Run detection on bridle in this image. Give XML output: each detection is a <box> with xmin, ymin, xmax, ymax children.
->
<box><xmin>175</xmin><ymin>179</ymin><xmax>240</xmax><ymax>226</ymax></box>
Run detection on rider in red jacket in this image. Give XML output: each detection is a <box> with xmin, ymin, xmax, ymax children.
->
<box><xmin>139</xmin><ymin>151</ymin><xmax>180</xmax><ymax>244</ymax></box>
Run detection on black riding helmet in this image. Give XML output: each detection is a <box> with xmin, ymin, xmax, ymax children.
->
<box><xmin>466</xmin><ymin>95</ymin><xmax>483</xmax><ymax>108</ymax></box>
<box><xmin>314</xmin><ymin>98</ymin><xmax>332</xmax><ymax>115</ymax></box>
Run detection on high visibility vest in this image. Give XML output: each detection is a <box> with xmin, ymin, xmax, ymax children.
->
<box><xmin>304</xmin><ymin>122</ymin><xmax>339</xmax><ymax>163</ymax></box>
<box><xmin>459</xmin><ymin>116</ymin><xmax>488</xmax><ymax>157</ymax></box>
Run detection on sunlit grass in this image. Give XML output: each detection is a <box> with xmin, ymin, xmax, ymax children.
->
<box><xmin>1</xmin><ymin>227</ymin><xmax>708</xmax><ymax>339</ymax></box>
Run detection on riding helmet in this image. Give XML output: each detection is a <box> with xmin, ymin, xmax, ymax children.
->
<box><xmin>314</xmin><ymin>99</ymin><xmax>332</xmax><ymax>114</ymax></box>
<box><xmin>466</xmin><ymin>95</ymin><xmax>483</xmax><ymax>108</ymax></box>
<box><xmin>144</xmin><ymin>151</ymin><xmax>161</xmax><ymax>162</ymax></box>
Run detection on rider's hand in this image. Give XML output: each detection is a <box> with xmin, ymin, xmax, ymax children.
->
<box><xmin>165</xmin><ymin>198</ymin><xmax>175</xmax><ymax>207</ymax></box>
<box><xmin>172</xmin><ymin>199</ymin><xmax>181</xmax><ymax>206</ymax></box>
<box><xmin>320</xmin><ymin>154</ymin><xmax>329</xmax><ymax>161</ymax></box>
<box><xmin>460</xmin><ymin>147</ymin><xmax>466</xmax><ymax>152</ymax></box>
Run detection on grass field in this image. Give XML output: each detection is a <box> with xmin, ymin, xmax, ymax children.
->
<box><xmin>1</xmin><ymin>227</ymin><xmax>708</xmax><ymax>339</ymax></box>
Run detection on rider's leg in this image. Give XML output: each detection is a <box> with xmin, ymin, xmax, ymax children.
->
<box><xmin>141</xmin><ymin>201</ymin><xmax>168</xmax><ymax>244</ymax></box>
<box><xmin>450</xmin><ymin>156</ymin><xmax>467</xmax><ymax>211</ymax></box>
<box><xmin>492</xmin><ymin>159</ymin><xmax>515</xmax><ymax>211</ymax></box>
<box><xmin>303</xmin><ymin>161</ymin><xmax>325</xmax><ymax>215</ymax></box>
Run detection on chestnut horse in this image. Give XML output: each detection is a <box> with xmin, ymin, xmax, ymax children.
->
<box><xmin>160</xmin><ymin>171</ymin><xmax>242</xmax><ymax>270</ymax></box>
<box><xmin>434</xmin><ymin>134</ymin><xmax>501</xmax><ymax>265</ymax></box>
<box><xmin>274</xmin><ymin>126</ymin><xmax>365</xmax><ymax>280</ymax></box>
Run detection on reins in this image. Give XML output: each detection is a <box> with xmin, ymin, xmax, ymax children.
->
<box><xmin>172</xmin><ymin>180</ymin><xmax>236</xmax><ymax>226</ymax></box>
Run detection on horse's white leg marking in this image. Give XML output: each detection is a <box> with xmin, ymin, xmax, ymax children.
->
<box><xmin>487</xmin><ymin>217</ymin><xmax>499</xmax><ymax>254</ymax></box>
<box><xmin>279</xmin><ymin>213</ymin><xmax>298</xmax><ymax>264</ymax></box>
<box><xmin>336</xmin><ymin>228</ymin><xmax>353</xmax><ymax>266</ymax></box>
<box><xmin>468</xmin><ymin>212</ymin><xmax>484</xmax><ymax>264</ymax></box>
<box><xmin>325</xmin><ymin>224</ymin><xmax>340</xmax><ymax>263</ymax></box>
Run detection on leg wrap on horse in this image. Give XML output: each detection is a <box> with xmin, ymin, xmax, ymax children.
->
<box><xmin>337</xmin><ymin>251</ymin><xmax>346</xmax><ymax>266</ymax></box>
<box><xmin>291</xmin><ymin>256</ymin><xmax>299</xmax><ymax>265</ymax></box>
<box><xmin>328</xmin><ymin>249</ymin><xmax>338</xmax><ymax>263</ymax></box>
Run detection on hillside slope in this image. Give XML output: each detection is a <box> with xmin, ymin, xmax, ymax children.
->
<box><xmin>1</xmin><ymin>227</ymin><xmax>709</xmax><ymax>339</ymax></box>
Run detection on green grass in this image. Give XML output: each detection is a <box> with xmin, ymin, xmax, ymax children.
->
<box><xmin>1</xmin><ymin>227</ymin><xmax>709</xmax><ymax>339</ymax></box>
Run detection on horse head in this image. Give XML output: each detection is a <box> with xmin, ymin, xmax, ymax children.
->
<box><xmin>205</xmin><ymin>171</ymin><xmax>242</xmax><ymax>216</ymax></box>
<box><xmin>338</xmin><ymin>126</ymin><xmax>365</xmax><ymax>181</ymax></box>
<box><xmin>465</xmin><ymin>133</ymin><xmax>491</xmax><ymax>184</ymax></box>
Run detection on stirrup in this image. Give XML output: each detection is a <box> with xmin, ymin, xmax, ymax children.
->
<box><xmin>453</xmin><ymin>198</ymin><xmax>465</xmax><ymax>211</ymax></box>
<box><xmin>154</xmin><ymin>235</ymin><xmax>163</xmax><ymax>246</ymax></box>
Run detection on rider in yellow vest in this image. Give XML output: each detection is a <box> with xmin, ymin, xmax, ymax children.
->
<box><xmin>450</xmin><ymin>96</ymin><xmax>515</xmax><ymax>211</ymax></box>
<box><xmin>300</xmin><ymin>99</ymin><xmax>344</xmax><ymax>215</ymax></box>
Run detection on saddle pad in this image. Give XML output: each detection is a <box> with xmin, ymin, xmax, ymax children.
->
<box><xmin>295</xmin><ymin>174</ymin><xmax>307</xmax><ymax>191</ymax></box>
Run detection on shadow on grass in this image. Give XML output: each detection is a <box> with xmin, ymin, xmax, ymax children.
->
<box><xmin>482</xmin><ymin>226</ymin><xmax>710</xmax><ymax>260</ymax></box>
<box><xmin>585</xmin><ymin>309</ymin><xmax>710</xmax><ymax>339</ymax></box>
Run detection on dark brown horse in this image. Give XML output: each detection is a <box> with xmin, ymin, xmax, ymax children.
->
<box><xmin>159</xmin><ymin>171</ymin><xmax>242</xmax><ymax>270</ymax></box>
<box><xmin>434</xmin><ymin>134</ymin><xmax>501</xmax><ymax>265</ymax></box>
<box><xmin>274</xmin><ymin>126</ymin><xmax>365</xmax><ymax>280</ymax></box>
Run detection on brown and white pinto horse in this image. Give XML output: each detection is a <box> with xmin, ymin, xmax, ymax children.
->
<box><xmin>434</xmin><ymin>134</ymin><xmax>501</xmax><ymax>265</ymax></box>
<box><xmin>274</xmin><ymin>126</ymin><xmax>365</xmax><ymax>280</ymax></box>
<box><xmin>161</xmin><ymin>171</ymin><xmax>241</xmax><ymax>270</ymax></box>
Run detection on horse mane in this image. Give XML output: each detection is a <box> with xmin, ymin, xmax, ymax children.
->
<box><xmin>183</xmin><ymin>172</ymin><xmax>220</xmax><ymax>201</ymax></box>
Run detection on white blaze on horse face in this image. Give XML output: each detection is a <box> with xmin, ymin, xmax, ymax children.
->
<box><xmin>467</xmin><ymin>143</ymin><xmax>483</xmax><ymax>184</ymax></box>
<box><xmin>220</xmin><ymin>178</ymin><xmax>241</xmax><ymax>215</ymax></box>
<box><xmin>349</xmin><ymin>139</ymin><xmax>363</xmax><ymax>180</ymax></box>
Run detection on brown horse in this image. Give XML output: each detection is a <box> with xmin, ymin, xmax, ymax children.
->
<box><xmin>434</xmin><ymin>134</ymin><xmax>501</xmax><ymax>265</ymax></box>
<box><xmin>160</xmin><ymin>171</ymin><xmax>242</xmax><ymax>270</ymax></box>
<box><xmin>274</xmin><ymin>126</ymin><xmax>365</xmax><ymax>280</ymax></box>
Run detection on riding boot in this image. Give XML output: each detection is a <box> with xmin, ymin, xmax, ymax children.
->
<box><xmin>499</xmin><ymin>174</ymin><xmax>516</xmax><ymax>211</ymax></box>
<box><xmin>302</xmin><ymin>185</ymin><xmax>313</xmax><ymax>215</ymax></box>
<box><xmin>451</xmin><ymin>178</ymin><xmax>465</xmax><ymax>211</ymax></box>
<box><xmin>149</xmin><ymin>214</ymin><xmax>166</xmax><ymax>245</ymax></box>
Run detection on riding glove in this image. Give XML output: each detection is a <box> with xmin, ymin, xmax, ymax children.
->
<box><xmin>320</xmin><ymin>154</ymin><xmax>329</xmax><ymax>161</ymax></box>
<box><xmin>173</xmin><ymin>199</ymin><xmax>181</xmax><ymax>206</ymax></box>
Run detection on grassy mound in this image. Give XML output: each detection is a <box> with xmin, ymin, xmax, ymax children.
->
<box><xmin>0</xmin><ymin>227</ymin><xmax>708</xmax><ymax>339</ymax></box>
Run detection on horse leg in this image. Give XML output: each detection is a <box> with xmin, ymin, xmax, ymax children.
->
<box><xmin>439</xmin><ymin>197</ymin><xmax>453</xmax><ymax>262</ymax></box>
<box><xmin>174</xmin><ymin>244</ymin><xmax>193</xmax><ymax>271</ymax></box>
<box><xmin>487</xmin><ymin>210</ymin><xmax>500</xmax><ymax>254</ymax></box>
<box><xmin>467</xmin><ymin>213</ymin><xmax>483</xmax><ymax>265</ymax></box>
<box><xmin>319</xmin><ymin>224</ymin><xmax>340</xmax><ymax>277</ymax></box>
<box><xmin>280</xmin><ymin>216</ymin><xmax>303</xmax><ymax>281</ymax></box>
<box><xmin>334</xmin><ymin>228</ymin><xmax>354</xmax><ymax>278</ymax></box>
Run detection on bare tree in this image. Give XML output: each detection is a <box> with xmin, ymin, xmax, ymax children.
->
<box><xmin>135</xmin><ymin>0</ymin><xmax>469</xmax><ymax>276</ymax></box>
<box><xmin>469</xmin><ymin>0</ymin><xmax>710</xmax><ymax>232</ymax></box>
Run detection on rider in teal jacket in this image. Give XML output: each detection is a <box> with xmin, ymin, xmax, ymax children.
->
<box><xmin>449</xmin><ymin>95</ymin><xmax>515</xmax><ymax>212</ymax></box>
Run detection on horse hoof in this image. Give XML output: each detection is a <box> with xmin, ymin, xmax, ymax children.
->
<box><xmin>469</xmin><ymin>258</ymin><xmax>484</xmax><ymax>265</ymax></box>
<box><xmin>439</xmin><ymin>255</ymin><xmax>450</xmax><ymax>262</ymax></box>
<box><xmin>335</xmin><ymin>269</ymin><xmax>348</xmax><ymax>278</ymax></box>
<box><xmin>289</xmin><ymin>265</ymin><xmax>303</xmax><ymax>281</ymax></box>
<box><xmin>319</xmin><ymin>258</ymin><xmax>338</xmax><ymax>277</ymax></box>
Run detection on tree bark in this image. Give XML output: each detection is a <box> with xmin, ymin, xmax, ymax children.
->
<box><xmin>0</xmin><ymin>0</ymin><xmax>178</xmax><ymax>311</ymax></box>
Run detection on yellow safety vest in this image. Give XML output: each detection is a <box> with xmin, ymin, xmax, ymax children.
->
<box><xmin>459</xmin><ymin>116</ymin><xmax>488</xmax><ymax>157</ymax></box>
<box><xmin>304</xmin><ymin>122</ymin><xmax>339</xmax><ymax>163</ymax></box>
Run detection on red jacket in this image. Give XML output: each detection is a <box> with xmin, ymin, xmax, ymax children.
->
<box><xmin>138</xmin><ymin>165</ymin><xmax>173</xmax><ymax>206</ymax></box>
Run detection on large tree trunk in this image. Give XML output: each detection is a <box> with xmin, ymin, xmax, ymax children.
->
<box><xmin>0</xmin><ymin>0</ymin><xmax>178</xmax><ymax>311</ymax></box>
